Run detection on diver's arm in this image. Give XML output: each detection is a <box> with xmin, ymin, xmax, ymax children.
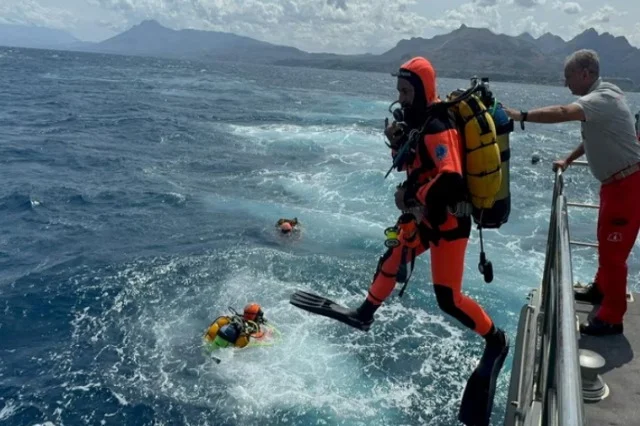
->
<box><xmin>413</xmin><ymin>172</ymin><xmax>466</xmax><ymax>226</ymax></box>
<box><xmin>409</xmin><ymin>131</ymin><xmax>465</xmax><ymax>226</ymax></box>
<box><xmin>387</xmin><ymin>121</ymin><xmax>412</xmax><ymax>172</ymax></box>
<box><xmin>505</xmin><ymin>104</ymin><xmax>585</xmax><ymax>123</ymax></box>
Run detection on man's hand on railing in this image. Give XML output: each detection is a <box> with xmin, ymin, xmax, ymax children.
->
<box><xmin>552</xmin><ymin>159</ymin><xmax>569</xmax><ymax>172</ymax></box>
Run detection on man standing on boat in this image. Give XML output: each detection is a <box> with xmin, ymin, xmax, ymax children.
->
<box><xmin>504</xmin><ymin>49</ymin><xmax>640</xmax><ymax>336</ymax></box>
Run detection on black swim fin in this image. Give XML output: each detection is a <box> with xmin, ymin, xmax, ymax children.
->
<box><xmin>458</xmin><ymin>331</ymin><xmax>510</xmax><ymax>426</ymax></box>
<box><xmin>289</xmin><ymin>290</ymin><xmax>373</xmax><ymax>332</ymax></box>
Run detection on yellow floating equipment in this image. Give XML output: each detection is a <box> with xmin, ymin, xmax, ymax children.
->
<box><xmin>443</xmin><ymin>78</ymin><xmax>514</xmax><ymax>283</ymax></box>
<box><xmin>203</xmin><ymin>316</ymin><xmax>250</xmax><ymax>348</ymax></box>
<box><xmin>445</xmin><ymin>78</ymin><xmax>513</xmax><ymax>230</ymax></box>
<box><xmin>446</xmin><ymin>92</ymin><xmax>501</xmax><ymax>214</ymax></box>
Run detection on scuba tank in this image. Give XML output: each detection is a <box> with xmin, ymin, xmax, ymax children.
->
<box><xmin>475</xmin><ymin>78</ymin><xmax>514</xmax><ymax>230</ymax></box>
<box><xmin>470</xmin><ymin>77</ymin><xmax>514</xmax><ymax>283</ymax></box>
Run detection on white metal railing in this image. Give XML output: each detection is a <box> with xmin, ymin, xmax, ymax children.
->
<box><xmin>538</xmin><ymin>167</ymin><xmax>585</xmax><ymax>425</ymax></box>
<box><xmin>505</xmin><ymin>164</ymin><xmax>586</xmax><ymax>426</ymax></box>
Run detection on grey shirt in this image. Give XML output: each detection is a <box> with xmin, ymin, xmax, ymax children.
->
<box><xmin>573</xmin><ymin>78</ymin><xmax>640</xmax><ymax>182</ymax></box>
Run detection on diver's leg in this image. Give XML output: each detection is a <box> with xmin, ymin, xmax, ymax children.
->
<box><xmin>396</xmin><ymin>221</ymin><xmax>430</xmax><ymax>283</ymax></box>
<box><xmin>365</xmin><ymin>245</ymin><xmax>405</xmax><ymax>305</ymax></box>
<box><xmin>431</xmin><ymin>237</ymin><xmax>495</xmax><ymax>337</ymax></box>
<box><xmin>288</xmin><ymin>217</ymin><xmax>427</xmax><ymax>332</ymax></box>
<box><xmin>431</xmin><ymin>226</ymin><xmax>508</xmax><ymax>425</ymax></box>
<box><xmin>356</xmin><ymin>236</ymin><xmax>428</xmax><ymax>322</ymax></box>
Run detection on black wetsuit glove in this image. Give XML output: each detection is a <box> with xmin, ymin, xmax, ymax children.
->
<box><xmin>425</xmin><ymin>173</ymin><xmax>466</xmax><ymax>226</ymax></box>
<box><xmin>401</xmin><ymin>183</ymin><xmax>421</xmax><ymax>210</ymax></box>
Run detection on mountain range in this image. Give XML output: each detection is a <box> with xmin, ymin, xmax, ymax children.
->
<box><xmin>1</xmin><ymin>20</ymin><xmax>638</xmax><ymax>90</ymax></box>
<box><xmin>0</xmin><ymin>23</ymin><xmax>93</xmax><ymax>51</ymax></box>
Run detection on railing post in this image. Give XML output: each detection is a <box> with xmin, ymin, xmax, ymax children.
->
<box><xmin>535</xmin><ymin>169</ymin><xmax>585</xmax><ymax>426</ymax></box>
<box><xmin>556</xmin><ymin>195</ymin><xmax>585</xmax><ymax>425</ymax></box>
<box><xmin>536</xmin><ymin>170</ymin><xmax>562</xmax><ymax>403</ymax></box>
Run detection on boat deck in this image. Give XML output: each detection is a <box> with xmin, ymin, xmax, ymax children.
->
<box><xmin>576</xmin><ymin>293</ymin><xmax>640</xmax><ymax>426</ymax></box>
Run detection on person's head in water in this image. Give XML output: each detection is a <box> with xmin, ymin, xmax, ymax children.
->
<box><xmin>392</xmin><ymin>57</ymin><xmax>438</xmax><ymax>129</ymax></box>
<box><xmin>280</xmin><ymin>222</ymin><xmax>293</xmax><ymax>233</ymax></box>
<box><xmin>277</xmin><ymin>217</ymin><xmax>298</xmax><ymax>234</ymax></box>
<box><xmin>563</xmin><ymin>49</ymin><xmax>599</xmax><ymax>96</ymax></box>
<box><xmin>243</xmin><ymin>303</ymin><xmax>265</xmax><ymax>324</ymax></box>
<box><xmin>531</xmin><ymin>155</ymin><xmax>541</xmax><ymax>165</ymax></box>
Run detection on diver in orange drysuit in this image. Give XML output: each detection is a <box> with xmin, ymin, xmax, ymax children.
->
<box><xmin>204</xmin><ymin>303</ymin><xmax>267</xmax><ymax>348</ymax></box>
<box><xmin>289</xmin><ymin>57</ymin><xmax>509</xmax><ymax>424</ymax></box>
<box><xmin>348</xmin><ymin>58</ymin><xmax>507</xmax><ymax>350</ymax></box>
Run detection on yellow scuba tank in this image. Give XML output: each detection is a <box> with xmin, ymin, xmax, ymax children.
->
<box><xmin>445</xmin><ymin>77</ymin><xmax>514</xmax><ymax>283</ymax></box>
<box><xmin>234</xmin><ymin>333</ymin><xmax>250</xmax><ymax>348</ymax></box>
<box><xmin>446</xmin><ymin>78</ymin><xmax>513</xmax><ymax>229</ymax></box>
<box><xmin>446</xmin><ymin>91</ymin><xmax>502</xmax><ymax>214</ymax></box>
<box><xmin>204</xmin><ymin>316</ymin><xmax>231</xmax><ymax>342</ymax></box>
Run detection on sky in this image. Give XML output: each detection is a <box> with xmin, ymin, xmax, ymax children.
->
<box><xmin>0</xmin><ymin>0</ymin><xmax>639</xmax><ymax>54</ymax></box>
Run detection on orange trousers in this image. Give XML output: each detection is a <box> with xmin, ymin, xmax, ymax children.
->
<box><xmin>366</xmin><ymin>220</ymin><xmax>494</xmax><ymax>336</ymax></box>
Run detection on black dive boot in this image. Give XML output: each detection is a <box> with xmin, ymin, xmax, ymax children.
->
<box><xmin>350</xmin><ymin>299</ymin><xmax>378</xmax><ymax>331</ymax></box>
<box><xmin>289</xmin><ymin>291</ymin><xmax>379</xmax><ymax>332</ymax></box>
<box><xmin>458</xmin><ymin>327</ymin><xmax>509</xmax><ymax>426</ymax></box>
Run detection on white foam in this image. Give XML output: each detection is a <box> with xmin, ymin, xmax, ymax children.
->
<box><xmin>0</xmin><ymin>400</ymin><xmax>17</xmax><ymax>420</ymax></box>
<box><xmin>224</xmin><ymin>122</ymin><xmax>387</xmax><ymax>155</ymax></box>
<box><xmin>63</xmin><ymin>245</ymin><xmax>476</xmax><ymax>424</ymax></box>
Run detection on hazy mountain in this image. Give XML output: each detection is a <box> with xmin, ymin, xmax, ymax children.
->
<box><xmin>276</xmin><ymin>24</ymin><xmax>640</xmax><ymax>89</ymax></box>
<box><xmin>4</xmin><ymin>20</ymin><xmax>640</xmax><ymax>90</ymax></box>
<box><xmin>89</xmin><ymin>20</ymin><xmax>311</xmax><ymax>63</ymax></box>
<box><xmin>536</xmin><ymin>33</ymin><xmax>566</xmax><ymax>53</ymax></box>
<box><xmin>560</xmin><ymin>29</ymin><xmax>640</xmax><ymax>82</ymax></box>
<box><xmin>276</xmin><ymin>24</ymin><xmax>564</xmax><ymax>85</ymax></box>
<box><xmin>0</xmin><ymin>23</ymin><xmax>83</xmax><ymax>50</ymax></box>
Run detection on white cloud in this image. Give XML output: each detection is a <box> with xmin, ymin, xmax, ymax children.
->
<box><xmin>85</xmin><ymin>0</ymin><xmax>430</xmax><ymax>54</ymax></box>
<box><xmin>512</xmin><ymin>0</ymin><xmax>546</xmax><ymax>7</ymax></box>
<box><xmin>429</xmin><ymin>2</ymin><xmax>502</xmax><ymax>33</ymax></box>
<box><xmin>629</xmin><ymin>23</ymin><xmax>640</xmax><ymax>48</ymax></box>
<box><xmin>578</xmin><ymin>5</ymin><xmax>625</xmax><ymax>30</ymax></box>
<box><xmin>511</xmin><ymin>15</ymin><xmax>548</xmax><ymax>37</ymax></box>
<box><xmin>327</xmin><ymin>0</ymin><xmax>348</xmax><ymax>10</ymax></box>
<box><xmin>0</xmin><ymin>0</ymin><xmax>78</xmax><ymax>29</ymax></box>
<box><xmin>2</xmin><ymin>0</ymin><xmax>640</xmax><ymax>52</ymax></box>
<box><xmin>555</xmin><ymin>2</ymin><xmax>582</xmax><ymax>15</ymax></box>
<box><xmin>96</xmin><ymin>17</ymin><xmax>129</xmax><ymax>33</ymax></box>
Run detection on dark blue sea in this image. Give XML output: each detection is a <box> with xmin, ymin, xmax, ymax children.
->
<box><xmin>1</xmin><ymin>46</ymin><xmax>639</xmax><ymax>426</ymax></box>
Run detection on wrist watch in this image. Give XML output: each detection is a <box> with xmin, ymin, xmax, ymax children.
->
<box><xmin>520</xmin><ymin>110</ymin><xmax>528</xmax><ymax>130</ymax></box>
